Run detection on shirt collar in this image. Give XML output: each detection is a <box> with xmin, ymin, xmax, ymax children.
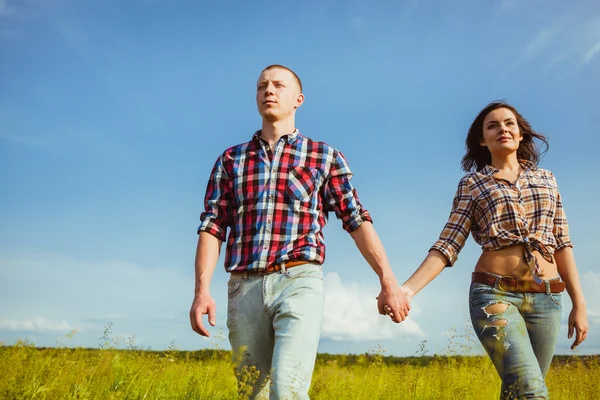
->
<box><xmin>480</xmin><ymin>159</ymin><xmax>538</xmax><ymax>177</ymax></box>
<box><xmin>252</xmin><ymin>129</ymin><xmax>301</xmax><ymax>145</ymax></box>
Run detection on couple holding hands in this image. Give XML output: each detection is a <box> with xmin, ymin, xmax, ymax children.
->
<box><xmin>190</xmin><ymin>64</ymin><xmax>588</xmax><ymax>400</ymax></box>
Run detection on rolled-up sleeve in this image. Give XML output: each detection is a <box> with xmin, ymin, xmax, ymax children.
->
<box><xmin>324</xmin><ymin>150</ymin><xmax>372</xmax><ymax>233</ymax></box>
<box><xmin>550</xmin><ymin>173</ymin><xmax>573</xmax><ymax>251</ymax></box>
<box><xmin>430</xmin><ymin>177</ymin><xmax>473</xmax><ymax>266</ymax></box>
<box><xmin>198</xmin><ymin>155</ymin><xmax>232</xmax><ymax>241</ymax></box>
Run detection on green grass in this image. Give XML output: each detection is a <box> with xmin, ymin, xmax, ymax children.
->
<box><xmin>1</xmin><ymin>333</ymin><xmax>598</xmax><ymax>399</ymax></box>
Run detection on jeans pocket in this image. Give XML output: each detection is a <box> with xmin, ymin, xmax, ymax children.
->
<box><xmin>469</xmin><ymin>282</ymin><xmax>493</xmax><ymax>296</ymax></box>
<box><xmin>469</xmin><ymin>283</ymin><xmax>497</xmax><ymax>308</ymax></box>
<box><xmin>550</xmin><ymin>292</ymin><xmax>562</xmax><ymax>307</ymax></box>
<box><xmin>286</xmin><ymin>264</ymin><xmax>323</xmax><ymax>280</ymax></box>
<box><xmin>227</xmin><ymin>280</ymin><xmax>243</xmax><ymax>298</ymax></box>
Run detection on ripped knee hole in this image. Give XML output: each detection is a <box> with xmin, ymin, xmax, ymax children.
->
<box><xmin>488</xmin><ymin>319</ymin><xmax>508</xmax><ymax>327</ymax></box>
<box><xmin>484</xmin><ymin>303</ymin><xmax>509</xmax><ymax>315</ymax></box>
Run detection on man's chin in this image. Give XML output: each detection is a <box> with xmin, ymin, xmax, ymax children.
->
<box><xmin>260</xmin><ymin>111</ymin><xmax>280</xmax><ymax>122</ymax></box>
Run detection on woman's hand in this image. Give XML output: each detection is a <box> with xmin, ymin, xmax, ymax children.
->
<box><xmin>568</xmin><ymin>304</ymin><xmax>588</xmax><ymax>350</ymax></box>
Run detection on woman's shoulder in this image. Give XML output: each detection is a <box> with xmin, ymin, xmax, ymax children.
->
<box><xmin>458</xmin><ymin>169</ymin><xmax>490</xmax><ymax>188</ymax></box>
<box><xmin>528</xmin><ymin>166</ymin><xmax>557</xmax><ymax>182</ymax></box>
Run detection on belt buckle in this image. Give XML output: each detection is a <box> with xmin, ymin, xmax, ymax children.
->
<box><xmin>497</xmin><ymin>275</ymin><xmax>518</xmax><ymax>291</ymax></box>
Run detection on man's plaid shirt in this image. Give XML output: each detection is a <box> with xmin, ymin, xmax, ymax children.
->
<box><xmin>198</xmin><ymin>130</ymin><xmax>372</xmax><ymax>273</ymax></box>
<box><xmin>431</xmin><ymin>160</ymin><xmax>572</xmax><ymax>281</ymax></box>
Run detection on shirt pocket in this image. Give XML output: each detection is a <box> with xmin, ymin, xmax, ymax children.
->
<box><xmin>527</xmin><ymin>178</ymin><xmax>557</xmax><ymax>213</ymax></box>
<box><xmin>287</xmin><ymin>166</ymin><xmax>320</xmax><ymax>202</ymax></box>
<box><xmin>473</xmin><ymin>183</ymin><xmax>509</xmax><ymax>212</ymax></box>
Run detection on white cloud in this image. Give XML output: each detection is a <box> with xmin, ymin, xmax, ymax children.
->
<box><xmin>494</xmin><ymin>0</ymin><xmax>518</xmax><ymax>14</ymax></box>
<box><xmin>524</xmin><ymin>29</ymin><xmax>556</xmax><ymax>58</ymax></box>
<box><xmin>582</xmin><ymin>41</ymin><xmax>600</xmax><ymax>65</ymax></box>
<box><xmin>321</xmin><ymin>272</ymin><xmax>424</xmax><ymax>342</ymax></box>
<box><xmin>0</xmin><ymin>252</ymin><xmax>199</xmax><ymax>346</ymax></box>
<box><xmin>0</xmin><ymin>317</ymin><xmax>70</xmax><ymax>332</ymax></box>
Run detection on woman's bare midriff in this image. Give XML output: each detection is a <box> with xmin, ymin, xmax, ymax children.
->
<box><xmin>474</xmin><ymin>244</ymin><xmax>559</xmax><ymax>281</ymax></box>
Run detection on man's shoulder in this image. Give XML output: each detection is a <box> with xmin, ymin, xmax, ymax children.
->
<box><xmin>298</xmin><ymin>134</ymin><xmax>340</xmax><ymax>156</ymax></box>
<box><xmin>219</xmin><ymin>138</ymin><xmax>256</xmax><ymax>160</ymax></box>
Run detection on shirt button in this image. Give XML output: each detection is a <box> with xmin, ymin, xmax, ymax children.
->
<box><xmin>269</xmin><ymin>193</ymin><xmax>274</xmax><ymax>199</ymax></box>
<box><xmin>263</xmin><ymin>244</ymin><xmax>268</xmax><ymax>249</ymax></box>
<box><xmin>265</xmin><ymin>145</ymin><xmax>270</xmax><ymax>151</ymax></box>
<box><xmin>267</xmin><ymin>219</ymin><xmax>271</xmax><ymax>224</ymax></box>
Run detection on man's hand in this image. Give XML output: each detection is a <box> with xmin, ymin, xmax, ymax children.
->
<box><xmin>190</xmin><ymin>291</ymin><xmax>216</xmax><ymax>337</ymax></box>
<box><xmin>377</xmin><ymin>279</ymin><xmax>411</xmax><ymax>323</ymax></box>
<box><xmin>568</xmin><ymin>305</ymin><xmax>588</xmax><ymax>350</ymax></box>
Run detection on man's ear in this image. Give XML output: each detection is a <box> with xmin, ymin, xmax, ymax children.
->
<box><xmin>294</xmin><ymin>93</ymin><xmax>305</xmax><ymax>109</ymax></box>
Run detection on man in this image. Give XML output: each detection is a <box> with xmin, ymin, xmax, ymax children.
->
<box><xmin>190</xmin><ymin>64</ymin><xmax>409</xmax><ymax>399</ymax></box>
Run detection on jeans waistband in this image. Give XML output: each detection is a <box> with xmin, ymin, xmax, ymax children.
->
<box><xmin>472</xmin><ymin>272</ymin><xmax>565</xmax><ymax>293</ymax></box>
<box><xmin>229</xmin><ymin>260</ymin><xmax>310</xmax><ymax>276</ymax></box>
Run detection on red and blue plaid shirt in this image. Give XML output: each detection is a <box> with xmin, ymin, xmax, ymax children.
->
<box><xmin>198</xmin><ymin>130</ymin><xmax>372</xmax><ymax>273</ymax></box>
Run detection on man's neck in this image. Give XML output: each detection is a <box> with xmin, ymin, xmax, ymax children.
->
<box><xmin>261</xmin><ymin>119</ymin><xmax>296</xmax><ymax>148</ymax></box>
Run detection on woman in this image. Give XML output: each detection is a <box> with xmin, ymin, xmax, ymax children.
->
<box><xmin>393</xmin><ymin>101</ymin><xmax>588</xmax><ymax>399</ymax></box>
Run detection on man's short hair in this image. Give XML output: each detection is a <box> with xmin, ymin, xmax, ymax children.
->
<box><xmin>261</xmin><ymin>64</ymin><xmax>303</xmax><ymax>93</ymax></box>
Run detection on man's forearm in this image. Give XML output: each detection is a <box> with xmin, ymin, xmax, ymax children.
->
<box><xmin>194</xmin><ymin>232</ymin><xmax>223</xmax><ymax>295</ymax></box>
<box><xmin>349</xmin><ymin>222</ymin><xmax>397</xmax><ymax>285</ymax></box>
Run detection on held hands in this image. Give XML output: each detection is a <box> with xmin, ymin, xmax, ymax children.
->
<box><xmin>377</xmin><ymin>280</ymin><xmax>412</xmax><ymax>323</ymax></box>
<box><xmin>189</xmin><ymin>291</ymin><xmax>216</xmax><ymax>337</ymax></box>
<box><xmin>568</xmin><ymin>305</ymin><xmax>588</xmax><ymax>350</ymax></box>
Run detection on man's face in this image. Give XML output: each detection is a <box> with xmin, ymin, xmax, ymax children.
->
<box><xmin>256</xmin><ymin>68</ymin><xmax>304</xmax><ymax>122</ymax></box>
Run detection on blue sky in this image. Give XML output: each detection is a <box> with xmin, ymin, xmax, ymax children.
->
<box><xmin>1</xmin><ymin>0</ymin><xmax>599</xmax><ymax>357</ymax></box>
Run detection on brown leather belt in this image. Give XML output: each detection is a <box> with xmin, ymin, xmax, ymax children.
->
<box><xmin>472</xmin><ymin>272</ymin><xmax>565</xmax><ymax>293</ymax></box>
<box><xmin>230</xmin><ymin>260</ymin><xmax>309</xmax><ymax>276</ymax></box>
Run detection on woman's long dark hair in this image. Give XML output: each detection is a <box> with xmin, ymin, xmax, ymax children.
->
<box><xmin>461</xmin><ymin>101</ymin><xmax>549</xmax><ymax>172</ymax></box>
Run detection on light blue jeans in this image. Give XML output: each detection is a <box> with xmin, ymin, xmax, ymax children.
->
<box><xmin>227</xmin><ymin>263</ymin><xmax>324</xmax><ymax>400</ymax></box>
<box><xmin>469</xmin><ymin>275</ymin><xmax>562</xmax><ymax>399</ymax></box>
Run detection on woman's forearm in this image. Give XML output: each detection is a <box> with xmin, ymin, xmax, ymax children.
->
<box><xmin>555</xmin><ymin>247</ymin><xmax>586</xmax><ymax>307</ymax></box>
<box><xmin>402</xmin><ymin>250</ymin><xmax>448</xmax><ymax>299</ymax></box>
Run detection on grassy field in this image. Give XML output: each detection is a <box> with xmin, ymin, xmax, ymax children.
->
<box><xmin>1</xmin><ymin>333</ymin><xmax>598</xmax><ymax>399</ymax></box>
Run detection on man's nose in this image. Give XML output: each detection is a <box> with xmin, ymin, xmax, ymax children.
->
<box><xmin>265</xmin><ymin>82</ymin><xmax>275</xmax><ymax>95</ymax></box>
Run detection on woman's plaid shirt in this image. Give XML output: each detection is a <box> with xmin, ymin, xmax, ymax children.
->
<box><xmin>198</xmin><ymin>130</ymin><xmax>372</xmax><ymax>273</ymax></box>
<box><xmin>431</xmin><ymin>160</ymin><xmax>572</xmax><ymax>280</ymax></box>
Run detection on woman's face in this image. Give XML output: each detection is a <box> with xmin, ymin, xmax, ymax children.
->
<box><xmin>480</xmin><ymin>107</ymin><xmax>523</xmax><ymax>158</ymax></box>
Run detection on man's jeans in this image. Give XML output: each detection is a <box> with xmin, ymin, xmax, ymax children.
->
<box><xmin>469</xmin><ymin>275</ymin><xmax>562</xmax><ymax>399</ymax></box>
<box><xmin>227</xmin><ymin>264</ymin><xmax>324</xmax><ymax>400</ymax></box>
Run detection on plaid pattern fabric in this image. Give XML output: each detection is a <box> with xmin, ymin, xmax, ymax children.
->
<box><xmin>198</xmin><ymin>130</ymin><xmax>372</xmax><ymax>273</ymax></box>
<box><xmin>431</xmin><ymin>160</ymin><xmax>572</xmax><ymax>280</ymax></box>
